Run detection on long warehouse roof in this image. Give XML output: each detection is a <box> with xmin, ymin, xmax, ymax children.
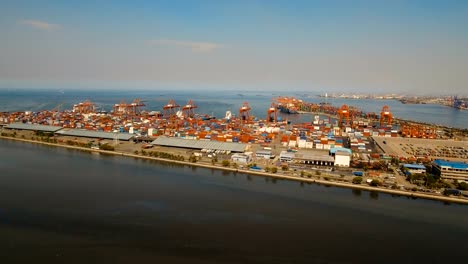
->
<box><xmin>434</xmin><ymin>159</ymin><xmax>468</xmax><ymax>170</ymax></box>
<box><xmin>5</xmin><ymin>123</ymin><xmax>63</xmax><ymax>132</ymax></box>
<box><xmin>55</xmin><ymin>128</ymin><xmax>134</xmax><ymax>141</ymax></box>
<box><xmin>151</xmin><ymin>136</ymin><xmax>247</xmax><ymax>152</ymax></box>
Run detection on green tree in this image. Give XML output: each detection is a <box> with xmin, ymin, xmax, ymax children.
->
<box><xmin>352</xmin><ymin>177</ymin><xmax>363</xmax><ymax>184</ymax></box>
<box><xmin>458</xmin><ymin>182</ymin><xmax>468</xmax><ymax>190</ymax></box>
<box><xmin>369</xmin><ymin>179</ymin><xmax>381</xmax><ymax>187</ymax></box>
<box><xmin>222</xmin><ymin>160</ymin><xmax>230</xmax><ymax>167</ymax></box>
<box><xmin>425</xmin><ymin>174</ymin><xmax>437</xmax><ymax>188</ymax></box>
<box><xmin>189</xmin><ymin>154</ymin><xmax>197</xmax><ymax>163</ymax></box>
<box><xmin>271</xmin><ymin>167</ymin><xmax>278</xmax><ymax>173</ymax></box>
<box><xmin>100</xmin><ymin>143</ymin><xmax>115</xmax><ymax>151</ymax></box>
<box><xmin>281</xmin><ymin>165</ymin><xmax>289</xmax><ymax>171</ymax></box>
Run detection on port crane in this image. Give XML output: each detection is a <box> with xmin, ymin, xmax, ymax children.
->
<box><xmin>163</xmin><ymin>99</ymin><xmax>180</xmax><ymax>118</ymax></box>
<box><xmin>73</xmin><ymin>100</ymin><xmax>95</xmax><ymax>114</ymax></box>
<box><xmin>239</xmin><ymin>102</ymin><xmax>251</xmax><ymax>123</ymax></box>
<box><xmin>337</xmin><ymin>104</ymin><xmax>351</xmax><ymax>128</ymax></box>
<box><xmin>379</xmin><ymin>105</ymin><xmax>393</xmax><ymax>127</ymax></box>
<box><xmin>266</xmin><ymin>102</ymin><xmax>278</xmax><ymax>123</ymax></box>
<box><xmin>182</xmin><ymin>100</ymin><xmax>197</xmax><ymax>118</ymax></box>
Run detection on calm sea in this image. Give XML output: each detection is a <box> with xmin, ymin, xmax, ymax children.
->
<box><xmin>0</xmin><ymin>140</ymin><xmax>467</xmax><ymax>263</ymax></box>
<box><xmin>0</xmin><ymin>88</ymin><xmax>467</xmax><ymax>129</ymax></box>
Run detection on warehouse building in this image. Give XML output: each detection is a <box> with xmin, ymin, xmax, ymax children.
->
<box><xmin>432</xmin><ymin>159</ymin><xmax>468</xmax><ymax>181</ymax></box>
<box><xmin>231</xmin><ymin>153</ymin><xmax>252</xmax><ymax>164</ymax></box>
<box><xmin>334</xmin><ymin>151</ymin><xmax>351</xmax><ymax>167</ymax></box>
<box><xmin>5</xmin><ymin>123</ymin><xmax>63</xmax><ymax>133</ymax></box>
<box><xmin>255</xmin><ymin>150</ymin><xmax>273</xmax><ymax>159</ymax></box>
<box><xmin>402</xmin><ymin>164</ymin><xmax>427</xmax><ymax>175</ymax></box>
<box><xmin>55</xmin><ymin>128</ymin><xmax>134</xmax><ymax>141</ymax></box>
<box><xmin>293</xmin><ymin>152</ymin><xmax>335</xmax><ymax>167</ymax></box>
<box><xmin>151</xmin><ymin>136</ymin><xmax>247</xmax><ymax>153</ymax></box>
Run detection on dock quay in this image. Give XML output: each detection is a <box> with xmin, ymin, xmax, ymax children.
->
<box><xmin>1</xmin><ymin>96</ymin><xmax>467</xmax><ymax>203</ymax></box>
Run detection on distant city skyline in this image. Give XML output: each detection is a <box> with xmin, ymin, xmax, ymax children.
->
<box><xmin>1</xmin><ymin>0</ymin><xmax>467</xmax><ymax>95</ymax></box>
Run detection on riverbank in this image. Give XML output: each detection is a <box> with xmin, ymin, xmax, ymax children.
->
<box><xmin>1</xmin><ymin>135</ymin><xmax>467</xmax><ymax>205</ymax></box>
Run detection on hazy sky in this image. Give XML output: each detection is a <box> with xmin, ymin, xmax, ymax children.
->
<box><xmin>1</xmin><ymin>0</ymin><xmax>467</xmax><ymax>94</ymax></box>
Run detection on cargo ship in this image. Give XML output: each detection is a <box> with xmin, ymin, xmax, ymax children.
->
<box><xmin>277</xmin><ymin>105</ymin><xmax>299</xmax><ymax>114</ymax></box>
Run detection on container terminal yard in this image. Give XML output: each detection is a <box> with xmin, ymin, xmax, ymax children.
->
<box><xmin>1</xmin><ymin>96</ymin><xmax>467</xmax><ymax>202</ymax></box>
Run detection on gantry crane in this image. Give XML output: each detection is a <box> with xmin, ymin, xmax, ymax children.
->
<box><xmin>337</xmin><ymin>104</ymin><xmax>351</xmax><ymax>127</ymax></box>
<box><xmin>73</xmin><ymin>100</ymin><xmax>95</xmax><ymax>114</ymax></box>
<box><xmin>163</xmin><ymin>99</ymin><xmax>180</xmax><ymax>118</ymax></box>
<box><xmin>182</xmin><ymin>100</ymin><xmax>197</xmax><ymax>118</ymax></box>
<box><xmin>380</xmin><ymin>105</ymin><xmax>393</xmax><ymax>127</ymax></box>
<box><xmin>239</xmin><ymin>101</ymin><xmax>251</xmax><ymax>123</ymax></box>
<box><xmin>128</xmin><ymin>99</ymin><xmax>146</xmax><ymax>115</ymax></box>
<box><xmin>266</xmin><ymin>102</ymin><xmax>278</xmax><ymax>123</ymax></box>
<box><xmin>113</xmin><ymin>100</ymin><xmax>128</xmax><ymax>115</ymax></box>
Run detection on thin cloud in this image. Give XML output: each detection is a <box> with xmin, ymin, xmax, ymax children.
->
<box><xmin>18</xmin><ymin>19</ymin><xmax>62</xmax><ymax>31</ymax></box>
<box><xmin>148</xmin><ymin>39</ymin><xmax>222</xmax><ymax>52</ymax></box>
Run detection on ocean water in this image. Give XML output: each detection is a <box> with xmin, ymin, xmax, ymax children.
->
<box><xmin>0</xmin><ymin>88</ymin><xmax>467</xmax><ymax>129</ymax></box>
<box><xmin>0</xmin><ymin>140</ymin><xmax>467</xmax><ymax>263</ymax></box>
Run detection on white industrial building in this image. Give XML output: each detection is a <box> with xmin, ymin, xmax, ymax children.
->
<box><xmin>334</xmin><ymin>150</ymin><xmax>351</xmax><ymax>167</ymax></box>
<box><xmin>255</xmin><ymin>150</ymin><xmax>272</xmax><ymax>159</ymax></box>
<box><xmin>402</xmin><ymin>164</ymin><xmax>427</xmax><ymax>175</ymax></box>
<box><xmin>279</xmin><ymin>151</ymin><xmax>295</xmax><ymax>162</ymax></box>
<box><xmin>231</xmin><ymin>153</ymin><xmax>252</xmax><ymax>164</ymax></box>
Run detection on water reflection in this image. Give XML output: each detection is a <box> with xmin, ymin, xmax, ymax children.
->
<box><xmin>369</xmin><ymin>191</ymin><xmax>379</xmax><ymax>200</ymax></box>
<box><xmin>352</xmin><ymin>189</ymin><xmax>362</xmax><ymax>197</ymax></box>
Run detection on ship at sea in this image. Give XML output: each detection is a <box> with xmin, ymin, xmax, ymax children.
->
<box><xmin>277</xmin><ymin>104</ymin><xmax>299</xmax><ymax>114</ymax></box>
<box><xmin>275</xmin><ymin>96</ymin><xmax>300</xmax><ymax>114</ymax></box>
<box><xmin>452</xmin><ymin>96</ymin><xmax>468</xmax><ymax>110</ymax></box>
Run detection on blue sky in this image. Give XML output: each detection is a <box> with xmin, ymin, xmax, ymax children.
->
<box><xmin>1</xmin><ymin>0</ymin><xmax>467</xmax><ymax>94</ymax></box>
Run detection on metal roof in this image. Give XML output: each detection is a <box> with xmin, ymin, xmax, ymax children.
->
<box><xmin>5</xmin><ymin>123</ymin><xmax>63</xmax><ymax>132</ymax></box>
<box><xmin>151</xmin><ymin>136</ymin><xmax>247</xmax><ymax>152</ymax></box>
<box><xmin>256</xmin><ymin>150</ymin><xmax>272</xmax><ymax>155</ymax></box>
<box><xmin>279</xmin><ymin>151</ymin><xmax>295</xmax><ymax>158</ymax></box>
<box><xmin>330</xmin><ymin>147</ymin><xmax>352</xmax><ymax>155</ymax></box>
<box><xmin>402</xmin><ymin>164</ymin><xmax>426</xmax><ymax>170</ymax></box>
<box><xmin>434</xmin><ymin>159</ymin><xmax>468</xmax><ymax>170</ymax></box>
<box><xmin>55</xmin><ymin>128</ymin><xmax>134</xmax><ymax>141</ymax></box>
<box><xmin>294</xmin><ymin>153</ymin><xmax>335</xmax><ymax>162</ymax></box>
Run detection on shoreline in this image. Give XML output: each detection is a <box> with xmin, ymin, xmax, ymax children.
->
<box><xmin>1</xmin><ymin>135</ymin><xmax>467</xmax><ymax>205</ymax></box>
